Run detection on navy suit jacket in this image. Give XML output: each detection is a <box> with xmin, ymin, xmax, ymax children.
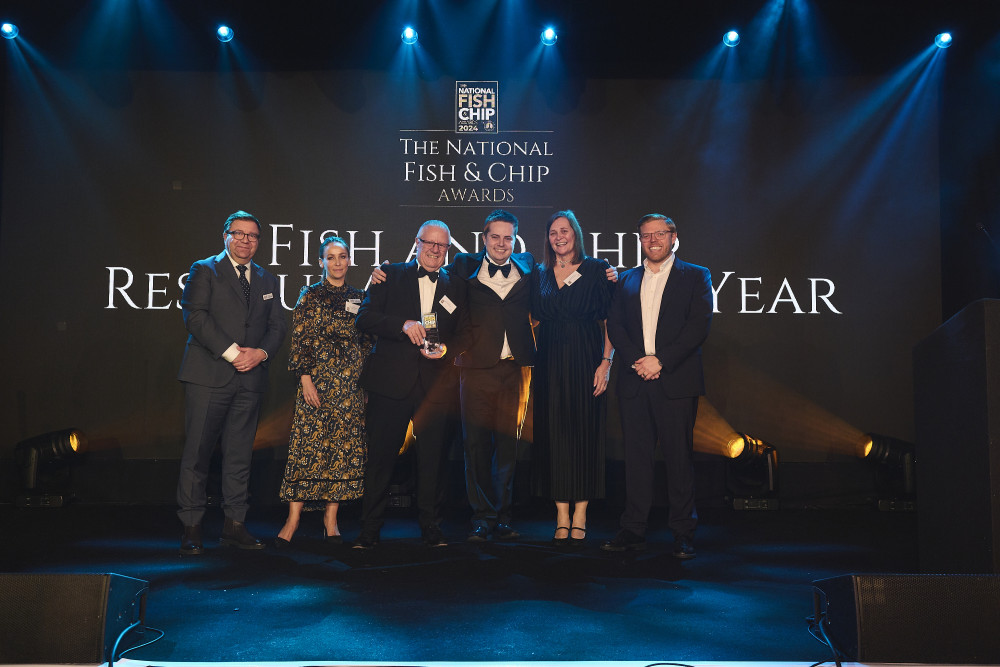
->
<box><xmin>178</xmin><ymin>251</ymin><xmax>288</xmax><ymax>391</ymax></box>
<box><xmin>448</xmin><ymin>251</ymin><xmax>536</xmax><ymax>368</ymax></box>
<box><xmin>356</xmin><ymin>260</ymin><xmax>466</xmax><ymax>400</ymax></box>
<box><xmin>607</xmin><ymin>257</ymin><xmax>713</xmax><ymax>400</ymax></box>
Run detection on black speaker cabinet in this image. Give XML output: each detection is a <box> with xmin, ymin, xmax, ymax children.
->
<box><xmin>813</xmin><ymin>573</ymin><xmax>1000</xmax><ymax>663</ymax></box>
<box><xmin>913</xmin><ymin>298</ymin><xmax>1000</xmax><ymax>573</ymax></box>
<box><xmin>0</xmin><ymin>572</ymin><xmax>148</xmax><ymax>664</ymax></box>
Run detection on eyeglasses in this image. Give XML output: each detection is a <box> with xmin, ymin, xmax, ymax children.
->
<box><xmin>418</xmin><ymin>238</ymin><xmax>451</xmax><ymax>251</ymax></box>
<box><xmin>226</xmin><ymin>230</ymin><xmax>260</xmax><ymax>242</ymax></box>
<box><xmin>639</xmin><ymin>229</ymin><xmax>676</xmax><ymax>242</ymax></box>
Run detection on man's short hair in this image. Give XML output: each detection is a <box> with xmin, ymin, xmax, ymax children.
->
<box><xmin>484</xmin><ymin>209</ymin><xmax>519</xmax><ymax>238</ymax></box>
<box><xmin>416</xmin><ymin>219</ymin><xmax>451</xmax><ymax>240</ymax></box>
<box><xmin>636</xmin><ymin>213</ymin><xmax>676</xmax><ymax>232</ymax></box>
<box><xmin>224</xmin><ymin>211</ymin><xmax>261</xmax><ymax>234</ymax></box>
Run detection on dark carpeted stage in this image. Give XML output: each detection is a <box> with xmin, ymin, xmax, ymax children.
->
<box><xmin>0</xmin><ymin>500</ymin><xmax>919</xmax><ymax>665</ymax></box>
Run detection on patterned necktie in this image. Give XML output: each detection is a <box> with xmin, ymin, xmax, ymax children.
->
<box><xmin>488</xmin><ymin>262</ymin><xmax>512</xmax><ymax>278</ymax></box>
<box><xmin>237</xmin><ymin>264</ymin><xmax>251</xmax><ymax>307</ymax></box>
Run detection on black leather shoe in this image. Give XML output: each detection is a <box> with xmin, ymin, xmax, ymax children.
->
<box><xmin>600</xmin><ymin>529</ymin><xmax>647</xmax><ymax>552</ymax></box>
<box><xmin>323</xmin><ymin>528</ymin><xmax>343</xmax><ymax>545</ymax></box>
<box><xmin>423</xmin><ymin>525</ymin><xmax>447</xmax><ymax>547</ymax></box>
<box><xmin>220</xmin><ymin>518</ymin><xmax>264</xmax><ymax>550</ymax></box>
<box><xmin>180</xmin><ymin>524</ymin><xmax>203</xmax><ymax>555</ymax></box>
<box><xmin>673</xmin><ymin>537</ymin><xmax>697</xmax><ymax>560</ymax></box>
<box><xmin>467</xmin><ymin>525</ymin><xmax>489</xmax><ymax>543</ymax></box>
<box><xmin>274</xmin><ymin>537</ymin><xmax>292</xmax><ymax>549</ymax></box>
<box><xmin>494</xmin><ymin>523</ymin><xmax>520</xmax><ymax>541</ymax></box>
<box><xmin>352</xmin><ymin>532</ymin><xmax>379</xmax><ymax>550</ymax></box>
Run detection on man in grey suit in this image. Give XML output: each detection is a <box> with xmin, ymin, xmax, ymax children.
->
<box><xmin>176</xmin><ymin>211</ymin><xmax>288</xmax><ymax>555</ymax></box>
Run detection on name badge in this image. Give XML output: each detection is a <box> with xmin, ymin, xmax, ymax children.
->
<box><xmin>262</xmin><ymin>293</ymin><xmax>274</xmax><ymax>300</ymax></box>
<box><xmin>345</xmin><ymin>301</ymin><xmax>360</xmax><ymax>314</ymax></box>
<box><xmin>562</xmin><ymin>271</ymin><xmax>582</xmax><ymax>286</ymax></box>
<box><xmin>438</xmin><ymin>295</ymin><xmax>457</xmax><ymax>313</ymax></box>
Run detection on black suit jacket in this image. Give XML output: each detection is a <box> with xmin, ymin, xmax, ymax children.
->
<box><xmin>448</xmin><ymin>251</ymin><xmax>536</xmax><ymax>368</ymax></box>
<box><xmin>607</xmin><ymin>257</ymin><xmax>713</xmax><ymax>400</ymax></box>
<box><xmin>356</xmin><ymin>260</ymin><xmax>466</xmax><ymax>400</ymax></box>
<box><xmin>178</xmin><ymin>251</ymin><xmax>288</xmax><ymax>391</ymax></box>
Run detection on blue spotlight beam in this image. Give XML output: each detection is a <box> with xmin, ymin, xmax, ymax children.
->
<box><xmin>401</xmin><ymin>26</ymin><xmax>417</xmax><ymax>45</ymax></box>
<box><xmin>216</xmin><ymin>25</ymin><xmax>234</xmax><ymax>43</ymax></box>
<box><xmin>1</xmin><ymin>22</ymin><xmax>19</xmax><ymax>39</ymax></box>
<box><xmin>541</xmin><ymin>27</ymin><xmax>557</xmax><ymax>46</ymax></box>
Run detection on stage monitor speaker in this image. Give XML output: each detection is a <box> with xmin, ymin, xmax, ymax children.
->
<box><xmin>0</xmin><ymin>572</ymin><xmax>148</xmax><ymax>664</ymax></box>
<box><xmin>813</xmin><ymin>573</ymin><xmax>1000</xmax><ymax>663</ymax></box>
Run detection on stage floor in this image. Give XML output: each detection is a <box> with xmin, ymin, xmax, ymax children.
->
<box><xmin>1</xmin><ymin>502</ymin><xmax>920</xmax><ymax>664</ymax></box>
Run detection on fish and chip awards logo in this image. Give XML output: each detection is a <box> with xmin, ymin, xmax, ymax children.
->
<box><xmin>455</xmin><ymin>81</ymin><xmax>498</xmax><ymax>133</ymax></box>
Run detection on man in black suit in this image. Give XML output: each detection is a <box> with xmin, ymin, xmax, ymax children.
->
<box><xmin>602</xmin><ymin>214</ymin><xmax>712</xmax><ymax>559</ymax></box>
<box><xmin>354</xmin><ymin>220</ymin><xmax>466</xmax><ymax>549</ymax></box>
<box><xmin>449</xmin><ymin>210</ymin><xmax>536</xmax><ymax>542</ymax></box>
<box><xmin>176</xmin><ymin>211</ymin><xmax>288</xmax><ymax>555</ymax></box>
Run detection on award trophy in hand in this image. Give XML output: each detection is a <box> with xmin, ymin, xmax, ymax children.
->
<box><xmin>421</xmin><ymin>312</ymin><xmax>445</xmax><ymax>357</ymax></box>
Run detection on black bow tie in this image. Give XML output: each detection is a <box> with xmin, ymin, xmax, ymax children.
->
<box><xmin>488</xmin><ymin>262</ymin><xmax>512</xmax><ymax>278</ymax></box>
<box><xmin>417</xmin><ymin>266</ymin><xmax>439</xmax><ymax>282</ymax></box>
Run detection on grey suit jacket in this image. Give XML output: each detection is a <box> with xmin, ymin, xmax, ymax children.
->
<box><xmin>177</xmin><ymin>251</ymin><xmax>288</xmax><ymax>391</ymax></box>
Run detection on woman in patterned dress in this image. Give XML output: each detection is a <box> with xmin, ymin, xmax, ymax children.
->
<box><xmin>276</xmin><ymin>236</ymin><xmax>371</xmax><ymax>545</ymax></box>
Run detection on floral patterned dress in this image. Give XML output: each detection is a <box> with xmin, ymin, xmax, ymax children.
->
<box><xmin>280</xmin><ymin>282</ymin><xmax>371</xmax><ymax>507</ymax></box>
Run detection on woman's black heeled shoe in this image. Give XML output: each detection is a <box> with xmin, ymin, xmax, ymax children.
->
<box><xmin>323</xmin><ymin>528</ymin><xmax>343</xmax><ymax>545</ymax></box>
<box><xmin>552</xmin><ymin>526</ymin><xmax>571</xmax><ymax>545</ymax></box>
<box><xmin>274</xmin><ymin>537</ymin><xmax>292</xmax><ymax>549</ymax></box>
<box><xmin>570</xmin><ymin>526</ymin><xmax>586</xmax><ymax>545</ymax></box>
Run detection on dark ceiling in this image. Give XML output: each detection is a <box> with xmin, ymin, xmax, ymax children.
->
<box><xmin>1</xmin><ymin>0</ymin><xmax>998</xmax><ymax>76</ymax></box>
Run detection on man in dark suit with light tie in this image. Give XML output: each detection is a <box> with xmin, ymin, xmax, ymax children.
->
<box><xmin>354</xmin><ymin>220</ymin><xmax>466</xmax><ymax>549</ymax></box>
<box><xmin>450</xmin><ymin>210</ymin><xmax>535</xmax><ymax>542</ymax></box>
<box><xmin>603</xmin><ymin>214</ymin><xmax>712</xmax><ymax>559</ymax></box>
<box><xmin>176</xmin><ymin>211</ymin><xmax>288</xmax><ymax>555</ymax></box>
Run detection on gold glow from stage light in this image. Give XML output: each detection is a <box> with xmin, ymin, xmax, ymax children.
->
<box><xmin>858</xmin><ymin>434</ymin><xmax>873</xmax><ymax>459</ymax></box>
<box><xmin>708</xmin><ymin>357</ymin><xmax>872</xmax><ymax>457</ymax></box>
<box><xmin>693</xmin><ymin>397</ymin><xmax>743</xmax><ymax>457</ymax></box>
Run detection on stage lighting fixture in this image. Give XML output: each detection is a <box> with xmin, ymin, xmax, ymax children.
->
<box><xmin>725</xmin><ymin>433</ymin><xmax>779</xmax><ymax>510</ymax></box>
<box><xmin>856</xmin><ymin>433</ymin><xmax>915</xmax><ymax>511</ymax></box>
<box><xmin>1</xmin><ymin>22</ymin><xmax>19</xmax><ymax>40</ymax></box>
<box><xmin>540</xmin><ymin>27</ymin><xmax>558</xmax><ymax>46</ymax></box>
<box><xmin>401</xmin><ymin>26</ymin><xmax>418</xmax><ymax>45</ymax></box>
<box><xmin>15</xmin><ymin>428</ymin><xmax>87</xmax><ymax>507</ymax></box>
<box><xmin>216</xmin><ymin>25</ymin><xmax>234</xmax><ymax>43</ymax></box>
<box><xmin>934</xmin><ymin>32</ymin><xmax>952</xmax><ymax>48</ymax></box>
<box><xmin>723</xmin><ymin>30</ymin><xmax>740</xmax><ymax>47</ymax></box>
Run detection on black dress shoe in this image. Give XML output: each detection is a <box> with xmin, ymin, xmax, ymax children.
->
<box><xmin>467</xmin><ymin>525</ymin><xmax>489</xmax><ymax>543</ymax></box>
<box><xmin>323</xmin><ymin>528</ymin><xmax>343</xmax><ymax>544</ymax></box>
<box><xmin>352</xmin><ymin>532</ymin><xmax>379</xmax><ymax>550</ymax></box>
<box><xmin>220</xmin><ymin>518</ymin><xmax>265</xmax><ymax>550</ymax></box>
<box><xmin>274</xmin><ymin>537</ymin><xmax>292</xmax><ymax>549</ymax></box>
<box><xmin>180</xmin><ymin>524</ymin><xmax>203</xmax><ymax>556</ymax></box>
<box><xmin>422</xmin><ymin>525</ymin><xmax>447</xmax><ymax>547</ymax></box>
<box><xmin>673</xmin><ymin>537</ymin><xmax>697</xmax><ymax>559</ymax></box>
<box><xmin>570</xmin><ymin>526</ymin><xmax>587</xmax><ymax>545</ymax></box>
<box><xmin>494</xmin><ymin>523</ymin><xmax>520</xmax><ymax>541</ymax></box>
<box><xmin>600</xmin><ymin>529</ymin><xmax>647</xmax><ymax>552</ymax></box>
<box><xmin>552</xmin><ymin>526</ymin><xmax>570</xmax><ymax>545</ymax></box>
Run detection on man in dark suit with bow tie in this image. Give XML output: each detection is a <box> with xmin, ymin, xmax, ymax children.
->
<box><xmin>354</xmin><ymin>220</ymin><xmax>467</xmax><ymax>549</ymax></box>
<box><xmin>176</xmin><ymin>211</ymin><xmax>288</xmax><ymax>555</ymax></box>
<box><xmin>602</xmin><ymin>214</ymin><xmax>712</xmax><ymax>559</ymax></box>
<box><xmin>449</xmin><ymin>210</ymin><xmax>536</xmax><ymax>542</ymax></box>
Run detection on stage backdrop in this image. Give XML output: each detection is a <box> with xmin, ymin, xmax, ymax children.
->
<box><xmin>0</xmin><ymin>67</ymin><xmax>940</xmax><ymax>465</ymax></box>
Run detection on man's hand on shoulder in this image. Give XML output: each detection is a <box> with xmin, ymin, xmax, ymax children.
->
<box><xmin>605</xmin><ymin>263</ymin><xmax>619</xmax><ymax>282</ymax></box>
<box><xmin>371</xmin><ymin>260</ymin><xmax>390</xmax><ymax>285</ymax></box>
